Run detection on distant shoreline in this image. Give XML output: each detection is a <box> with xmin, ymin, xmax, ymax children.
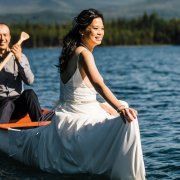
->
<box><xmin>23</xmin><ymin>44</ymin><xmax>178</xmax><ymax>50</ymax></box>
<box><xmin>8</xmin><ymin>13</ymin><xmax>180</xmax><ymax>48</ymax></box>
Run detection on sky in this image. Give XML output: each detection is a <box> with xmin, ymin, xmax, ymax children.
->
<box><xmin>0</xmin><ymin>0</ymin><xmax>145</xmax><ymax>14</ymax></box>
<box><xmin>0</xmin><ymin>0</ymin><xmax>179</xmax><ymax>21</ymax></box>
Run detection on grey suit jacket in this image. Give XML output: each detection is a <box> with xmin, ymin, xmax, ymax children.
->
<box><xmin>0</xmin><ymin>53</ymin><xmax>34</xmax><ymax>97</ymax></box>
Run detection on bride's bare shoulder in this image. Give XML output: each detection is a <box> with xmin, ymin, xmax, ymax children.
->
<box><xmin>75</xmin><ymin>46</ymin><xmax>90</xmax><ymax>56</ymax></box>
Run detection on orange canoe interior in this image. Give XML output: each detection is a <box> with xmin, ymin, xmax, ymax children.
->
<box><xmin>0</xmin><ymin>109</ymin><xmax>51</xmax><ymax>129</ymax></box>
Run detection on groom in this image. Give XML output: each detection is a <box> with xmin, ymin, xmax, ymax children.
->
<box><xmin>0</xmin><ymin>23</ymin><xmax>42</xmax><ymax>123</ymax></box>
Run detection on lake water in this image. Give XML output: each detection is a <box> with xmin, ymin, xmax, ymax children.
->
<box><xmin>0</xmin><ymin>46</ymin><xmax>179</xmax><ymax>179</ymax></box>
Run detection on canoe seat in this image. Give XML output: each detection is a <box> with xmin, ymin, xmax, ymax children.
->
<box><xmin>0</xmin><ymin>109</ymin><xmax>51</xmax><ymax>129</ymax></box>
<box><xmin>10</xmin><ymin>109</ymin><xmax>49</xmax><ymax>123</ymax></box>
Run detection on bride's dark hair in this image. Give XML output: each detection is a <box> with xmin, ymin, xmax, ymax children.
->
<box><xmin>59</xmin><ymin>9</ymin><xmax>104</xmax><ymax>73</ymax></box>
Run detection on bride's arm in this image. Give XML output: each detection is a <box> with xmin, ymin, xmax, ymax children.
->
<box><xmin>79</xmin><ymin>50</ymin><xmax>137</xmax><ymax>123</ymax></box>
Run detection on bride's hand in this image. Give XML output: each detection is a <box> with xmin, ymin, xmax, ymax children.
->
<box><xmin>119</xmin><ymin>107</ymin><xmax>138</xmax><ymax>123</ymax></box>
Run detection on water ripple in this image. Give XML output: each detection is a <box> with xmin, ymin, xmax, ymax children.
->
<box><xmin>0</xmin><ymin>46</ymin><xmax>179</xmax><ymax>179</ymax></box>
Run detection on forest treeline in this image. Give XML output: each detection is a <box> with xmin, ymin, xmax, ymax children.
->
<box><xmin>9</xmin><ymin>13</ymin><xmax>180</xmax><ymax>48</ymax></box>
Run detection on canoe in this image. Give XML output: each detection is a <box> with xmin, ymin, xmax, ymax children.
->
<box><xmin>0</xmin><ymin>111</ymin><xmax>110</xmax><ymax>180</ymax></box>
<box><xmin>0</xmin><ymin>110</ymin><xmax>109</xmax><ymax>179</ymax></box>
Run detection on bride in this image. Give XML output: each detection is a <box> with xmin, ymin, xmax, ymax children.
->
<box><xmin>8</xmin><ymin>8</ymin><xmax>146</xmax><ymax>180</ymax></box>
<box><xmin>55</xmin><ymin>8</ymin><xmax>146</xmax><ymax>179</ymax></box>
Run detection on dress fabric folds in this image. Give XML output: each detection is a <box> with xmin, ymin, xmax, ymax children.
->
<box><xmin>8</xmin><ymin>62</ymin><xmax>146</xmax><ymax>180</ymax></box>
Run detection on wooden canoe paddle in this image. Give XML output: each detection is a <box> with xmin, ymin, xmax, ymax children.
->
<box><xmin>0</xmin><ymin>32</ymin><xmax>30</xmax><ymax>71</ymax></box>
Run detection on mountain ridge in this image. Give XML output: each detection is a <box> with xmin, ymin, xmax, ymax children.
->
<box><xmin>0</xmin><ymin>0</ymin><xmax>179</xmax><ymax>24</ymax></box>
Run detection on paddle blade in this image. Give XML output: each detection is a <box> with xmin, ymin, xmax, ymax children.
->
<box><xmin>17</xmin><ymin>32</ymin><xmax>30</xmax><ymax>45</ymax></box>
<box><xmin>21</xmin><ymin>31</ymin><xmax>30</xmax><ymax>41</ymax></box>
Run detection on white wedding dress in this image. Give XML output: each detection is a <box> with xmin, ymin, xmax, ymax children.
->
<box><xmin>8</xmin><ymin>57</ymin><xmax>146</xmax><ymax>180</ymax></box>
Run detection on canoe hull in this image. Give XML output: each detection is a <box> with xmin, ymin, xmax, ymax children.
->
<box><xmin>0</xmin><ymin>110</ymin><xmax>51</xmax><ymax>154</ymax></box>
<box><xmin>0</xmin><ymin>128</ymin><xmax>9</xmax><ymax>153</ymax></box>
